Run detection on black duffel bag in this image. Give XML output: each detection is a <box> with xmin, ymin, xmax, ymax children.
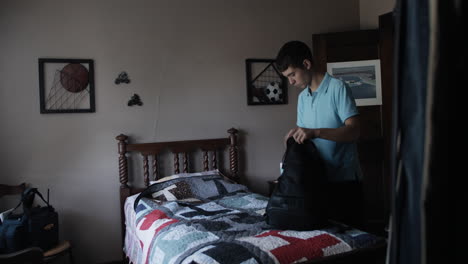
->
<box><xmin>0</xmin><ymin>188</ymin><xmax>59</xmax><ymax>253</ymax></box>
<box><xmin>265</xmin><ymin>137</ymin><xmax>329</xmax><ymax>230</ymax></box>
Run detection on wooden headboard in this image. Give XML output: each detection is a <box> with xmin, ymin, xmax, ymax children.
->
<box><xmin>115</xmin><ymin>128</ymin><xmax>239</xmax><ymax>244</ymax></box>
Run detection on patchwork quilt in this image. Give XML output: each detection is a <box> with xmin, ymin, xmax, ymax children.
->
<box><xmin>126</xmin><ymin>171</ymin><xmax>383</xmax><ymax>264</ymax></box>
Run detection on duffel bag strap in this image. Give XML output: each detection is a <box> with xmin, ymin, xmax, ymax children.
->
<box><xmin>29</xmin><ymin>189</ymin><xmax>50</xmax><ymax>207</ymax></box>
<box><xmin>2</xmin><ymin>190</ymin><xmax>29</xmax><ymax>216</ymax></box>
<box><xmin>21</xmin><ymin>188</ymin><xmax>51</xmax><ymax>213</ymax></box>
<box><xmin>7</xmin><ymin>200</ymin><xmax>24</xmax><ymax>216</ymax></box>
<box><xmin>21</xmin><ymin>188</ymin><xmax>37</xmax><ymax>209</ymax></box>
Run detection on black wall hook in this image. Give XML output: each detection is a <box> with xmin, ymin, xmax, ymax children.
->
<box><xmin>115</xmin><ymin>71</ymin><xmax>130</xmax><ymax>84</ymax></box>
<box><xmin>128</xmin><ymin>93</ymin><xmax>143</xmax><ymax>106</ymax></box>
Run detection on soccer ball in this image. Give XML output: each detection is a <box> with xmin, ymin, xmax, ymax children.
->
<box><xmin>265</xmin><ymin>82</ymin><xmax>283</xmax><ymax>102</ymax></box>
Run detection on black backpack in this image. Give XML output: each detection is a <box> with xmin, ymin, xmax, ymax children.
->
<box><xmin>0</xmin><ymin>188</ymin><xmax>59</xmax><ymax>253</ymax></box>
<box><xmin>265</xmin><ymin>137</ymin><xmax>328</xmax><ymax>230</ymax></box>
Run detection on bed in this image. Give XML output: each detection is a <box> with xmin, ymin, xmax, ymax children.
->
<box><xmin>116</xmin><ymin>128</ymin><xmax>386</xmax><ymax>264</ymax></box>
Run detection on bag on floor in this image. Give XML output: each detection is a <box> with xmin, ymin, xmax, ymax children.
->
<box><xmin>0</xmin><ymin>188</ymin><xmax>58</xmax><ymax>253</ymax></box>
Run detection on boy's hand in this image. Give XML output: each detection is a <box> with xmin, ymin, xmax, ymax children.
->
<box><xmin>284</xmin><ymin>127</ymin><xmax>298</xmax><ymax>146</ymax></box>
<box><xmin>292</xmin><ymin>127</ymin><xmax>320</xmax><ymax>144</ymax></box>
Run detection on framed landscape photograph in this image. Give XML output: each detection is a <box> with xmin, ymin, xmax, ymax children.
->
<box><xmin>327</xmin><ymin>59</ymin><xmax>382</xmax><ymax>106</ymax></box>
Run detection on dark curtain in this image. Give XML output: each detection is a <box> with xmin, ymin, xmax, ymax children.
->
<box><xmin>389</xmin><ymin>0</ymin><xmax>461</xmax><ymax>263</ymax></box>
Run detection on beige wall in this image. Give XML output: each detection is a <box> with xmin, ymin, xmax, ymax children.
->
<box><xmin>0</xmin><ymin>0</ymin><xmax>360</xmax><ymax>262</ymax></box>
<box><xmin>360</xmin><ymin>0</ymin><xmax>395</xmax><ymax>29</ymax></box>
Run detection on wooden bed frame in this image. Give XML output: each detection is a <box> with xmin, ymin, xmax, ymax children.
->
<box><xmin>116</xmin><ymin>128</ymin><xmax>239</xmax><ymax>245</ymax></box>
<box><xmin>115</xmin><ymin>128</ymin><xmax>386</xmax><ymax>264</ymax></box>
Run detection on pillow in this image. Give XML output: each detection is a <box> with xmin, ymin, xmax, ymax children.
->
<box><xmin>135</xmin><ymin>170</ymin><xmax>248</xmax><ymax>208</ymax></box>
<box><xmin>149</xmin><ymin>180</ymin><xmax>201</xmax><ymax>203</ymax></box>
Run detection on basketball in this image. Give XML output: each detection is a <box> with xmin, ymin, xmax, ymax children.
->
<box><xmin>60</xmin><ymin>63</ymin><xmax>89</xmax><ymax>93</ymax></box>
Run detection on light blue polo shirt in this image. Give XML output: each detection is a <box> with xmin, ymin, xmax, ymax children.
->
<box><xmin>297</xmin><ymin>73</ymin><xmax>362</xmax><ymax>182</ymax></box>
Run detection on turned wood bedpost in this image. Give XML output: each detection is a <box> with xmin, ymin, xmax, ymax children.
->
<box><xmin>183</xmin><ymin>153</ymin><xmax>189</xmax><ymax>173</ymax></box>
<box><xmin>152</xmin><ymin>155</ymin><xmax>160</xmax><ymax>181</ymax></box>
<box><xmin>143</xmin><ymin>155</ymin><xmax>149</xmax><ymax>187</ymax></box>
<box><xmin>116</xmin><ymin>134</ymin><xmax>131</xmax><ymax>250</ymax></box>
<box><xmin>117</xmin><ymin>134</ymin><xmax>129</xmax><ymax>188</ymax></box>
<box><xmin>228</xmin><ymin>128</ymin><xmax>239</xmax><ymax>181</ymax></box>
<box><xmin>212</xmin><ymin>151</ymin><xmax>217</xmax><ymax>170</ymax></box>
<box><xmin>203</xmin><ymin>151</ymin><xmax>209</xmax><ymax>171</ymax></box>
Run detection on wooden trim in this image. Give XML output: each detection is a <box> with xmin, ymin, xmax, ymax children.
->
<box><xmin>306</xmin><ymin>240</ymin><xmax>386</xmax><ymax>264</ymax></box>
<box><xmin>379</xmin><ymin>11</ymin><xmax>395</xmax><ymax>222</ymax></box>
<box><xmin>211</xmin><ymin>151</ymin><xmax>217</xmax><ymax>170</ymax></box>
<box><xmin>152</xmin><ymin>155</ymin><xmax>159</xmax><ymax>181</ymax></box>
<box><xmin>312</xmin><ymin>29</ymin><xmax>379</xmax><ymax>72</ymax></box>
<box><xmin>0</xmin><ymin>183</ymin><xmax>26</xmax><ymax>197</ymax></box>
<box><xmin>173</xmin><ymin>153</ymin><xmax>180</xmax><ymax>174</ymax></box>
<box><xmin>0</xmin><ymin>247</ymin><xmax>43</xmax><ymax>263</ymax></box>
<box><xmin>116</xmin><ymin>134</ymin><xmax>131</xmax><ymax>247</ymax></box>
<box><xmin>228</xmin><ymin>128</ymin><xmax>239</xmax><ymax>181</ymax></box>
<box><xmin>127</xmin><ymin>138</ymin><xmax>230</xmax><ymax>154</ymax></box>
<box><xmin>143</xmin><ymin>154</ymin><xmax>149</xmax><ymax>187</ymax></box>
<box><xmin>43</xmin><ymin>240</ymin><xmax>71</xmax><ymax>257</ymax></box>
<box><xmin>203</xmin><ymin>151</ymin><xmax>209</xmax><ymax>171</ymax></box>
<box><xmin>116</xmin><ymin>134</ymin><xmax>129</xmax><ymax>188</ymax></box>
<box><xmin>183</xmin><ymin>153</ymin><xmax>188</xmax><ymax>173</ymax></box>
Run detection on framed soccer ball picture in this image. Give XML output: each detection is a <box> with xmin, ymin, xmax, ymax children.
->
<box><xmin>38</xmin><ymin>58</ymin><xmax>95</xmax><ymax>113</ymax></box>
<box><xmin>245</xmin><ymin>58</ymin><xmax>288</xmax><ymax>106</ymax></box>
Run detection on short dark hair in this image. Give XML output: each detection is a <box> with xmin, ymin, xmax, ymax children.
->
<box><xmin>275</xmin><ymin>41</ymin><xmax>314</xmax><ymax>72</ymax></box>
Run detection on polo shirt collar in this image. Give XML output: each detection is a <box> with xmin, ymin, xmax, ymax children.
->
<box><xmin>307</xmin><ymin>73</ymin><xmax>330</xmax><ymax>96</ymax></box>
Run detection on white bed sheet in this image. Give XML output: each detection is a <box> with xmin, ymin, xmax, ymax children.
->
<box><xmin>123</xmin><ymin>193</ymin><xmax>143</xmax><ymax>264</ymax></box>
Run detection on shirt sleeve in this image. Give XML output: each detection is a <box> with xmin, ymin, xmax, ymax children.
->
<box><xmin>334</xmin><ymin>81</ymin><xmax>359</xmax><ymax>123</ymax></box>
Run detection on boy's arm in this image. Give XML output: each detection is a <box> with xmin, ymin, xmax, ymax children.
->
<box><xmin>293</xmin><ymin>115</ymin><xmax>360</xmax><ymax>143</ymax></box>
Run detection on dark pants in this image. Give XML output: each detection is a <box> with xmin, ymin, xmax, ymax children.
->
<box><xmin>325</xmin><ymin>181</ymin><xmax>364</xmax><ymax>228</ymax></box>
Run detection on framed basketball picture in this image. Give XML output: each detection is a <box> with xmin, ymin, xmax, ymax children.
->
<box><xmin>38</xmin><ymin>58</ymin><xmax>95</xmax><ymax>113</ymax></box>
<box><xmin>245</xmin><ymin>59</ymin><xmax>287</xmax><ymax>105</ymax></box>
